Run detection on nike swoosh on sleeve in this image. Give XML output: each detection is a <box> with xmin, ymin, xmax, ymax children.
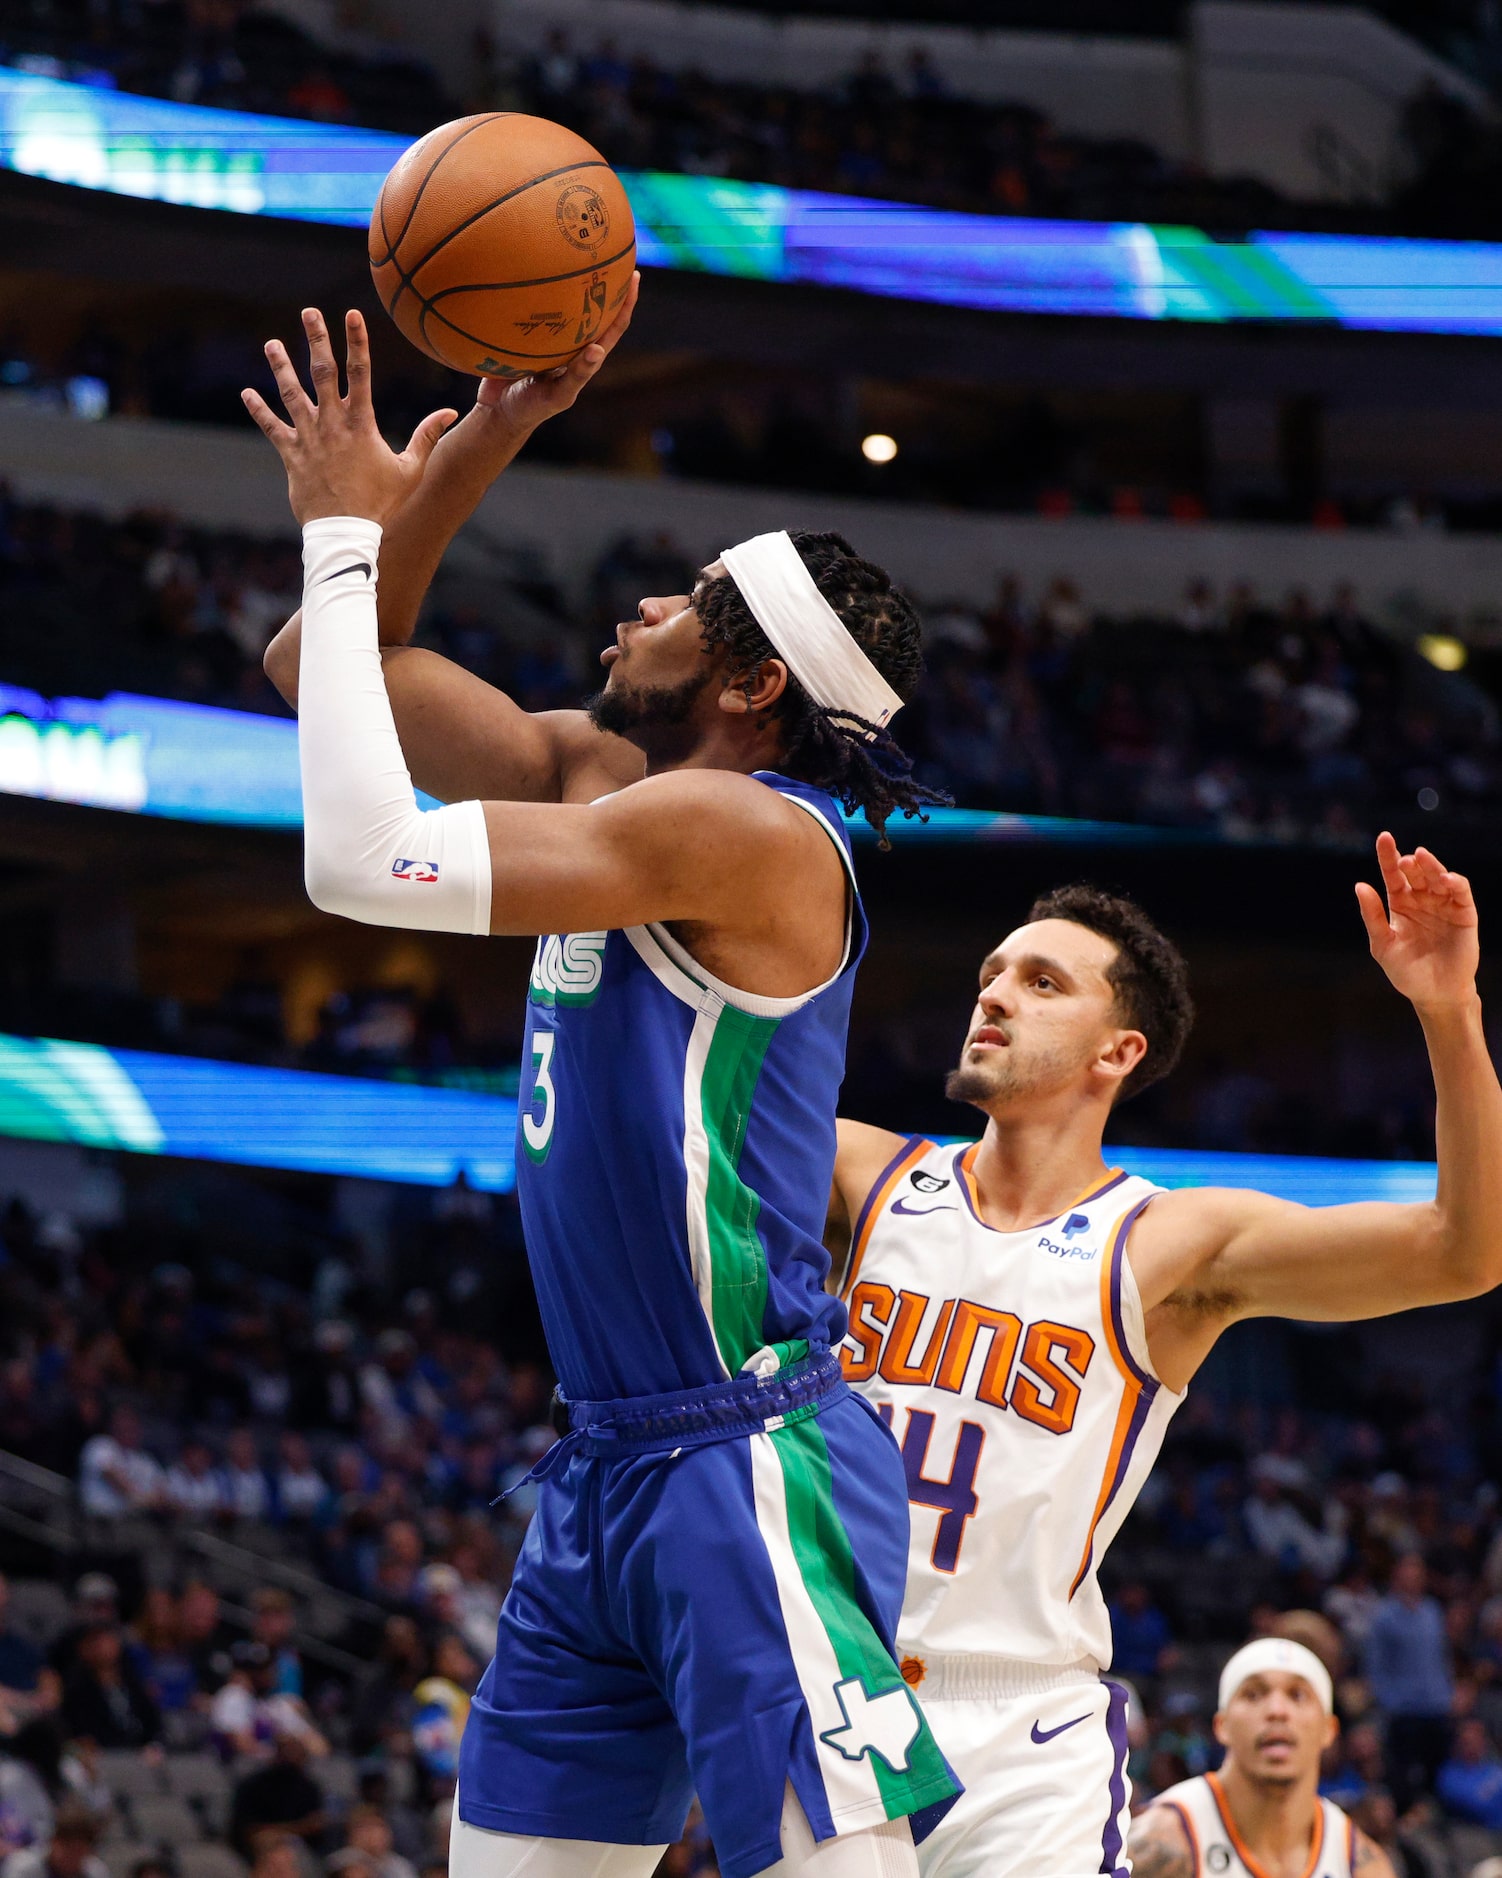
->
<box><xmin>315</xmin><ymin>560</ymin><xmax>372</xmax><ymax>584</ymax></box>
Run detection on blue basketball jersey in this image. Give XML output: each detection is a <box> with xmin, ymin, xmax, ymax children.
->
<box><xmin>515</xmin><ymin>772</ymin><xmax>865</xmax><ymax>1402</ymax></box>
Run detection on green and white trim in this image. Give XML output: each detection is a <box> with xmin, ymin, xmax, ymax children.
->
<box><xmin>748</xmin><ymin>1413</ymin><xmax>958</xmax><ymax>1831</ymax></box>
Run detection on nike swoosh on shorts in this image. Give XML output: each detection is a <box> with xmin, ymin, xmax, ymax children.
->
<box><xmin>316</xmin><ymin>561</ymin><xmax>372</xmax><ymax>583</ymax></box>
<box><xmin>1030</xmin><ymin>1713</ymin><xmax>1090</xmax><ymax>1745</ymax></box>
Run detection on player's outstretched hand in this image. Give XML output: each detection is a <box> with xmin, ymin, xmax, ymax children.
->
<box><xmin>243</xmin><ymin>308</ymin><xmax>457</xmax><ymax>526</ymax></box>
<box><xmin>473</xmin><ymin>270</ymin><xmax>639</xmax><ymax>429</ymax></box>
<box><xmin>1356</xmin><ymin>831</ymin><xmax>1480</xmax><ymax>1012</ymax></box>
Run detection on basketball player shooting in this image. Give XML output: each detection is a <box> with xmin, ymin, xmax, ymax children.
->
<box><xmin>248</xmin><ymin>299</ymin><xmax>960</xmax><ymax>1878</ymax></box>
<box><xmin>827</xmin><ymin>838</ymin><xmax>1501</xmax><ymax>1878</ymax></box>
<box><xmin>1131</xmin><ymin>1637</ymin><xmax>1394</xmax><ymax>1878</ymax></box>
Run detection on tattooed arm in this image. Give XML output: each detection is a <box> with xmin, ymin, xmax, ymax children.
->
<box><xmin>1352</xmin><ymin>1828</ymin><xmax>1399</xmax><ymax>1878</ymax></box>
<box><xmin>1126</xmin><ymin>1807</ymin><xmax>1194</xmax><ymax>1878</ymax></box>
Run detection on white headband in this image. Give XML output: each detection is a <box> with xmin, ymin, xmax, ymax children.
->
<box><xmin>717</xmin><ymin>531</ymin><xmax>904</xmax><ymax>738</ymax></box>
<box><xmin>1218</xmin><ymin>1639</ymin><xmax>1333</xmax><ymax>1716</ymax></box>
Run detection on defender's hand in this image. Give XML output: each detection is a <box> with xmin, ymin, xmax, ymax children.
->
<box><xmin>243</xmin><ymin>308</ymin><xmax>457</xmax><ymax>526</ymax></box>
<box><xmin>473</xmin><ymin>270</ymin><xmax>639</xmax><ymax>430</ymax></box>
<box><xmin>1356</xmin><ymin>832</ymin><xmax>1480</xmax><ymax>1013</ymax></box>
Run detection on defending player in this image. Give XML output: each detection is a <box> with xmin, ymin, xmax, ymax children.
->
<box><xmin>250</xmin><ymin>295</ymin><xmax>959</xmax><ymax>1878</ymax></box>
<box><xmin>828</xmin><ymin>840</ymin><xmax>1502</xmax><ymax>1878</ymax></box>
<box><xmin>1129</xmin><ymin>1637</ymin><xmax>1395</xmax><ymax>1877</ymax></box>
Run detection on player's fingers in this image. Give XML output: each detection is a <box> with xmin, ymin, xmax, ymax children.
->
<box><xmin>401</xmin><ymin>407</ymin><xmax>458</xmax><ymax>469</ymax></box>
<box><xmin>1412</xmin><ymin>846</ymin><xmax>1450</xmax><ymax>888</ymax></box>
<box><xmin>344</xmin><ymin>310</ymin><xmax>372</xmax><ymax>409</ymax></box>
<box><xmin>302</xmin><ymin>308</ymin><xmax>339</xmax><ymax>400</ymax></box>
<box><xmin>1354</xmin><ymin>880</ymin><xmax>1390</xmax><ymax>948</ymax></box>
<box><xmin>241</xmin><ymin>387</ymin><xmax>296</xmax><ymax>451</ymax></box>
<box><xmin>1374</xmin><ymin>831</ymin><xmax>1407</xmax><ymax>903</ymax></box>
<box><xmin>264</xmin><ymin>340</ymin><xmax>314</xmax><ymax>423</ymax></box>
<box><xmin>596</xmin><ymin>271</ymin><xmax>640</xmax><ymax>352</ymax></box>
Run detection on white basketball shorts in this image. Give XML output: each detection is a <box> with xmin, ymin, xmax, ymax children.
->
<box><xmin>907</xmin><ymin>1658</ymin><xmax>1132</xmax><ymax>1878</ymax></box>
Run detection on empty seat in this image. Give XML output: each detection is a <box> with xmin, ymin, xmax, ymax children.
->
<box><xmin>103</xmin><ymin>1843</ymin><xmax>153</xmax><ymax>1878</ymax></box>
<box><xmin>178</xmin><ymin>1847</ymin><xmax>249</xmax><ymax>1878</ymax></box>
<box><xmin>98</xmin><ymin>1752</ymin><xmax>168</xmax><ymax>1800</ymax></box>
<box><xmin>316</xmin><ymin>1756</ymin><xmax>360</xmax><ymax>1804</ymax></box>
<box><xmin>163</xmin><ymin>1756</ymin><xmax>231</xmax><ymax>1802</ymax></box>
<box><xmin>127</xmin><ymin>1797</ymin><xmax>202</xmax><ymax>1846</ymax></box>
<box><xmin>7</xmin><ymin>1579</ymin><xmax>70</xmax><ymax>1647</ymax></box>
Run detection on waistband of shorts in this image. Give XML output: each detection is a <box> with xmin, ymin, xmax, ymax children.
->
<box><xmin>904</xmin><ymin>1654</ymin><xmax>1100</xmax><ymax>1700</ymax></box>
<box><xmin>562</xmin><ymin>1348</ymin><xmax>845</xmax><ymax>1456</ymax></box>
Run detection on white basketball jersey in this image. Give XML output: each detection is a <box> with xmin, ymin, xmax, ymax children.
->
<box><xmin>840</xmin><ymin>1139</ymin><xmax>1183</xmax><ymax>1670</ymax></box>
<box><xmin>1156</xmin><ymin>1773</ymin><xmax>1356</xmax><ymax>1878</ymax></box>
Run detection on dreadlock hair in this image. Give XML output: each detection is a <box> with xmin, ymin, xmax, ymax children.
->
<box><xmin>1026</xmin><ymin>884</ymin><xmax>1194</xmax><ymax>1103</ymax></box>
<box><xmin>695</xmin><ymin>529</ymin><xmax>949</xmax><ymax>846</ymax></box>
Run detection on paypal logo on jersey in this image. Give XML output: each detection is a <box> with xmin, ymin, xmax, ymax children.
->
<box><xmin>1037</xmin><ymin>1219</ymin><xmax>1099</xmax><ymax>1260</ymax></box>
<box><xmin>530</xmin><ymin>932</ymin><xmax>608</xmax><ymax>1007</ymax></box>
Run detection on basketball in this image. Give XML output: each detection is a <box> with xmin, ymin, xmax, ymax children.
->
<box><xmin>368</xmin><ymin>113</ymin><xmax>636</xmax><ymax>380</ymax></box>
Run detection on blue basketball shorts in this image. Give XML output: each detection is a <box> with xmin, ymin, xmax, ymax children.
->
<box><xmin>456</xmin><ymin>1352</ymin><xmax>961</xmax><ymax>1878</ymax></box>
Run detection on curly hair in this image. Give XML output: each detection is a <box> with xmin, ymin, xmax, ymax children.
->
<box><xmin>1027</xmin><ymin>884</ymin><xmax>1195</xmax><ymax>1102</ymax></box>
<box><xmin>695</xmin><ymin>530</ymin><xmax>949</xmax><ymax>845</ymax></box>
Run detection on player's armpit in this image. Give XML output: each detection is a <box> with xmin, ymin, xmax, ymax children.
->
<box><xmin>1125</xmin><ymin>1807</ymin><xmax>1194</xmax><ymax>1878</ymax></box>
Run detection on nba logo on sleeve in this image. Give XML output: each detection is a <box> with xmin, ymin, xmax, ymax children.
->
<box><xmin>391</xmin><ymin>858</ymin><xmax>439</xmax><ymax>883</ymax></box>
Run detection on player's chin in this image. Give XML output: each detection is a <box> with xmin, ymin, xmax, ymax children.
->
<box><xmin>944</xmin><ymin>1063</ymin><xmax>1005</xmax><ymax>1105</ymax></box>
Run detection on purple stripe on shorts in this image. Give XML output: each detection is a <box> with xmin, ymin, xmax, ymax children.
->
<box><xmin>1107</xmin><ymin>1196</ymin><xmax>1157</xmax><ymax>1390</ymax></box>
<box><xmin>1099</xmin><ymin>1678</ymin><xmax>1131</xmax><ymax>1878</ymax></box>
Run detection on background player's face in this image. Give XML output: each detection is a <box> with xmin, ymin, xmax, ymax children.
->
<box><xmin>1213</xmin><ymin>1672</ymin><xmax>1336</xmax><ymax>1787</ymax></box>
<box><xmin>945</xmin><ymin>917</ymin><xmax>1141</xmax><ymax>1112</ymax></box>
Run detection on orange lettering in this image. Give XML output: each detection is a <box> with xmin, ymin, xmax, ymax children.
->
<box><xmin>841</xmin><ymin>1282</ymin><xmax>896</xmax><ymax>1382</ymax></box>
<box><xmin>1011</xmin><ymin>1320</ymin><xmax>1095</xmax><ymax>1435</ymax></box>
<box><xmin>935</xmin><ymin>1301</ymin><xmax>1022</xmax><ymax>1408</ymax></box>
<box><xmin>878</xmin><ymin>1291</ymin><xmax>955</xmax><ymax>1387</ymax></box>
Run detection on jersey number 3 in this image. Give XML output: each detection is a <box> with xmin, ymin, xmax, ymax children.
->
<box><xmin>880</xmin><ymin>1405</ymin><xmax>985</xmax><ymax>1573</ymax></box>
<box><xmin>522</xmin><ymin>1033</ymin><xmax>557</xmax><ymax>1163</ymax></box>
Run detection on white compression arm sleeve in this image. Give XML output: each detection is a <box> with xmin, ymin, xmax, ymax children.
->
<box><xmin>297</xmin><ymin>517</ymin><xmax>492</xmax><ymax>935</ymax></box>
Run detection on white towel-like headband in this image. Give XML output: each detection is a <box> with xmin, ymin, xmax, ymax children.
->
<box><xmin>1218</xmin><ymin>1638</ymin><xmax>1333</xmax><ymax>1716</ymax></box>
<box><xmin>718</xmin><ymin>531</ymin><xmax>904</xmax><ymax>738</ymax></box>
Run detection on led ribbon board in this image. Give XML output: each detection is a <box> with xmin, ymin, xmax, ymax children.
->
<box><xmin>0</xmin><ymin>683</ymin><xmax>1193</xmax><ymax>843</ymax></box>
<box><xmin>0</xmin><ymin>1028</ymin><xmax>1437</xmax><ymax>1203</ymax></box>
<box><xmin>0</xmin><ymin>1031</ymin><xmax>517</xmax><ymax>1188</ymax></box>
<box><xmin>3</xmin><ymin>66</ymin><xmax>1502</xmax><ymax>333</ymax></box>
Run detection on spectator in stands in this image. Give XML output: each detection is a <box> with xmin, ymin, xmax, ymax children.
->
<box><xmin>230</xmin><ymin>1733</ymin><xmax>328</xmax><ymax>1858</ymax></box>
<box><xmin>247</xmin><ymin>1832</ymin><xmax>301</xmax><ymax>1878</ymax></box>
<box><xmin>165</xmin><ymin>1440</ymin><xmax>224</xmax><ymax>1521</ymax></box>
<box><xmin>0</xmin><ymin>1799</ymin><xmax>107</xmax><ymax>1878</ymax></box>
<box><xmin>1242</xmin><ymin>1455</ymin><xmax>1347</xmax><ymax>1579</ymax></box>
<box><xmin>248</xmin><ymin>1591</ymin><xmax>302</xmax><ymax>1700</ymax></box>
<box><xmin>0</xmin><ymin>1721</ymin><xmax>64</xmax><ymax>1856</ymax></box>
<box><xmin>77</xmin><ymin>1407</ymin><xmax>165</xmax><ymax>1519</ymax></box>
<box><xmin>210</xmin><ymin>1643</ymin><xmax>325</xmax><ymax>1764</ymax></box>
<box><xmin>1108</xmin><ymin>1581</ymin><xmax>1178</xmax><ymax>1682</ymax></box>
<box><xmin>125</xmin><ymin>1589</ymin><xmax>196</xmax><ymax>1720</ymax></box>
<box><xmin>1438</xmin><ymin>1717</ymin><xmax>1502</xmax><ymax>1829</ymax></box>
<box><xmin>0</xmin><ymin>1580</ymin><xmax>47</xmax><ymax>1727</ymax></box>
<box><xmin>59</xmin><ymin>1623</ymin><xmax>160</xmax><ymax>1753</ymax></box>
<box><xmin>45</xmin><ymin>1583</ymin><xmax>117</xmax><ymax>1686</ymax></box>
<box><xmin>272</xmin><ymin>1433</ymin><xmax>328</xmax><ymax>1526</ymax></box>
<box><xmin>1365</xmin><ymin>1554</ymin><xmax>1455</xmax><ymax>1810</ymax></box>
<box><xmin>218</xmin><ymin>1427</ymin><xmax>270</xmax><ymax>1525</ymax></box>
<box><xmin>342</xmin><ymin>1806</ymin><xmax>416</xmax><ymax>1878</ymax></box>
<box><xmin>176</xmin><ymin>1580</ymin><xmax>232</xmax><ymax>1700</ymax></box>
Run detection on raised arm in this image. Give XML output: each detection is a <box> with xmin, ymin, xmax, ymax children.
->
<box><xmin>825</xmin><ymin>1119</ymin><xmax>909</xmax><ymax>1290</ymax></box>
<box><xmin>1134</xmin><ymin>835</ymin><xmax>1502</xmax><ymax>1390</ymax></box>
<box><xmin>243</xmin><ymin>309</ymin><xmax>848</xmax><ymax>983</ymax></box>
<box><xmin>262</xmin><ymin>280</ymin><xmax>641</xmax><ymax>806</ymax></box>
